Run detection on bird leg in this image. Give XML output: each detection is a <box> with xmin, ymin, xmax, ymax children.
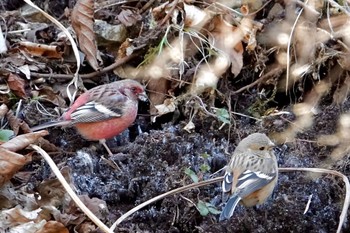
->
<box><xmin>99</xmin><ymin>139</ymin><xmax>121</xmax><ymax>171</ymax></box>
<box><xmin>99</xmin><ymin>139</ymin><xmax>114</xmax><ymax>156</ymax></box>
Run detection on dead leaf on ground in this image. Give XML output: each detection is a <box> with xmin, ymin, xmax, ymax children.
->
<box><xmin>0</xmin><ymin>131</ymin><xmax>48</xmax><ymax>186</ymax></box>
<box><xmin>0</xmin><ymin>104</ymin><xmax>8</xmax><ymax>118</ymax></box>
<box><xmin>71</xmin><ymin>0</ymin><xmax>101</xmax><ymax>71</ymax></box>
<box><xmin>209</xmin><ymin>16</ymin><xmax>244</xmax><ymax>77</ymax></box>
<box><xmin>148</xmin><ymin>78</ymin><xmax>170</xmax><ymax>116</ymax></box>
<box><xmin>7</xmin><ymin>73</ymin><xmax>28</xmax><ymax>99</ymax></box>
<box><xmin>36</xmin><ymin>221</ymin><xmax>69</xmax><ymax>233</ymax></box>
<box><xmin>75</xmin><ymin>221</ymin><xmax>96</xmax><ymax>233</ymax></box>
<box><xmin>36</xmin><ymin>167</ymin><xmax>72</xmax><ymax>207</ymax></box>
<box><xmin>0</xmin><ymin>206</ymin><xmax>68</xmax><ymax>232</ymax></box>
<box><xmin>6</xmin><ymin>109</ymin><xmax>22</xmax><ymax>136</ymax></box>
<box><xmin>0</xmin><ymin>148</ymin><xmax>29</xmax><ymax>186</ymax></box>
<box><xmin>47</xmin><ymin>206</ymin><xmax>82</xmax><ymax>226</ymax></box>
<box><xmin>31</xmin><ymin>86</ymin><xmax>66</xmax><ymax>107</ymax></box>
<box><xmin>1</xmin><ymin>130</ymin><xmax>48</xmax><ymax>152</ymax></box>
<box><xmin>79</xmin><ymin>195</ymin><xmax>109</xmax><ymax>220</ymax></box>
<box><xmin>18</xmin><ymin>41</ymin><xmax>63</xmax><ymax>59</ymax></box>
<box><xmin>153</xmin><ymin>98</ymin><xmax>176</xmax><ymax>122</ymax></box>
<box><xmin>118</xmin><ymin>9</ymin><xmax>142</xmax><ymax>27</ymax></box>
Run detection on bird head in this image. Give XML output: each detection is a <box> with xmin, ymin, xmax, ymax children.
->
<box><xmin>120</xmin><ymin>79</ymin><xmax>148</xmax><ymax>101</ymax></box>
<box><xmin>235</xmin><ymin>133</ymin><xmax>275</xmax><ymax>157</ymax></box>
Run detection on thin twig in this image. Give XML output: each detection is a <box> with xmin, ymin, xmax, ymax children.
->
<box><xmin>232</xmin><ymin>67</ymin><xmax>284</xmax><ymax>94</ymax></box>
<box><xmin>30</xmin><ymin>53</ymin><xmax>138</xmax><ymax>80</ymax></box>
<box><xmin>285</xmin><ymin>0</ymin><xmax>307</xmax><ymax>93</ymax></box>
<box><xmin>159</xmin><ymin>0</ymin><xmax>180</xmax><ymax>27</ymax></box>
<box><xmin>139</xmin><ymin>0</ymin><xmax>157</xmax><ymax>14</ymax></box>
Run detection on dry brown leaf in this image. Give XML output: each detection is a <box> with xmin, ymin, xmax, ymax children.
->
<box><xmin>0</xmin><ymin>206</ymin><xmax>63</xmax><ymax>232</ymax></box>
<box><xmin>0</xmin><ymin>148</ymin><xmax>27</xmax><ymax>169</ymax></box>
<box><xmin>5</xmin><ymin>220</ymin><xmax>47</xmax><ymax>233</ymax></box>
<box><xmin>18</xmin><ymin>41</ymin><xmax>63</xmax><ymax>59</ymax></box>
<box><xmin>147</xmin><ymin>78</ymin><xmax>170</xmax><ymax>116</ymax></box>
<box><xmin>36</xmin><ymin>221</ymin><xmax>69</xmax><ymax>233</ymax></box>
<box><xmin>153</xmin><ymin>98</ymin><xmax>176</xmax><ymax>122</ymax></box>
<box><xmin>7</xmin><ymin>73</ymin><xmax>28</xmax><ymax>99</ymax></box>
<box><xmin>0</xmin><ymin>131</ymin><xmax>47</xmax><ymax>186</ymax></box>
<box><xmin>118</xmin><ymin>9</ymin><xmax>141</xmax><ymax>27</ymax></box>
<box><xmin>184</xmin><ymin>3</ymin><xmax>210</xmax><ymax>29</ymax></box>
<box><xmin>0</xmin><ymin>148</ymin><xmax>28</xmax><ymax>186</ymax></box>
<box><xmin>48</xmin><ymin>206</ymin><xmax>82</xmax><ymax>226</ymax></box>
<box><xmin>209</xmin><ymin>16</ymin><xmax>245</xmax><ymax>77</ymax></box>
<box><xmin>6</xmin><ymin>109</ymin><xmax>22</xmax><ymax>136</ymax></box>
<box><xmin>32</xmin><ymin>86</ymin><xmax>66</xmax><ymax>107</ymax></box>
<box><xmin>333</xmin><ymin>74</ymin><xmax>350</xmax><ymax>105</ymax></box>
<box><xmin>79</xmin><ymin>195</ymin><xmax>109</xmax><ymax>220</ymax></box>
<box><xmin>0</xmin><ymin>206</ymin><xmax>44</xmax><ymax>229</ymax></box>
<box><xmin>75</xmin><ymin>221</ymin><xmax>96</xmax><ymax>233</ymax></box>
<box><xmin>36</xmin><ymin>167</ymin><xmax>72</xmax><ymax>207</ymax></box>
<box><xmin>71</xmin><ymin>0</ymin><xmax>101</xmax><ymax>71</ymax></box>
<box><xmin>0</xmin><ymin>104</ymin><xmax>8</xmax><ymax>118</ymax></box>
<box><xmin>1</xmin><ymin>130</ymin><xmax>48</xmax><ymax>152</ymax></box>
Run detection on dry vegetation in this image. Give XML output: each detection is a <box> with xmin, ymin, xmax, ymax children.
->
<box><xmin>0</xmin><ymin>0</ymin><xmax>350</xmax><ymax>232</ymax></box>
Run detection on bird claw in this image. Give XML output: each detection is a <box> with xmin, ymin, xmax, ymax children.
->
<box><xmin>100</xmin><ymin>155</ymin><xmax>121</xmax><ymax>171</ymax></box>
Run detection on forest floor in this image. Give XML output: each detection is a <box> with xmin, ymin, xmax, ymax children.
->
<box><xmin>0</xmin><ymin>0</ymin><xmax>349</xmax><ymax>232</ymax></box>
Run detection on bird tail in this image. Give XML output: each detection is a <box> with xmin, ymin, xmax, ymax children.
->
<box><xmin>219</xmin><ymin>194</ymin><xmax>241</xmax><ymax>221</ymax></box>
<box><xmin>31</xmin><ymin>120</ymin><xmax>71</xmax><ymax>131</ymax></box>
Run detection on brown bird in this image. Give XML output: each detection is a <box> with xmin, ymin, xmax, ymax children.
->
<box><xmin>220</xmin><ymin>133</ymin><xmax>278</xmax><ymax>221</ymax></box>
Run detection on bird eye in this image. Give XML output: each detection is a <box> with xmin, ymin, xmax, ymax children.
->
<box><xmin>131</xmin><ymin>87</ymin><xmax>137</xmax><ymax>92</ymax></box>
<box><xmin>259</xmin><ymin>146</ymin><xmax>265</xmax><ymax>151</ymax></box>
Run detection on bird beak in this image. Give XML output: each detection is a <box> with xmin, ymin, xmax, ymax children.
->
<box><xmin>268</xmin><ymin>141</ymin><xmax>275</xmax><ymax>149</ymax></box>
<box><xmin>138</xmin><ymin>92</ymin><xmax>148</xmax><ymax>102</ymax></box>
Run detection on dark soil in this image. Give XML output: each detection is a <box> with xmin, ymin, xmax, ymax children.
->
<box><xmin>23</xmin><ymin>97</ymin><xmax>349</xmax><ymax>233</ymax></box>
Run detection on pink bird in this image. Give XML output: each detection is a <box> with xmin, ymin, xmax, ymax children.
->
<box><xmin>31</xmin><ymin>79</ymin><xmax>147</xmax><ymax>155</ymax></box>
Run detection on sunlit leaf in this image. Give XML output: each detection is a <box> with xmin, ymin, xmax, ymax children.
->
<box><xmin>0</xmin><ymin>130</ymin><xmax>14</xmax><ymax>142</ymax></box>
<box><xmin>197</xmin><ymin>200</ymin><xmax>209</xmax><ymax>216</ymax></box>
<box><xmin>216</xmin><ymin>108</ymin><xmax>230</xmax><ymax>124</ymax></box>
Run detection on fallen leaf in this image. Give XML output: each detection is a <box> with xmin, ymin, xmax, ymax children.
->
<box><xmin>6</xmin><ymin>109</ymin><xmax>22</xmax><ymax>136</ymax></box>
<box><xmin>71</xmin><ymin>0</ymin><xmax>101</xmax><ymax>70</ymax></box>
<box><xmin>7</xmin><ymin>73</ymin><xmax>28</xmax><ymax>99</ymax></box>
<box><xmin>18</xmin><ymin>41</ymin><xmax>63</xmax><ymax>59</ymax></box>
<box><xmin>0</xmin><ymin>131</ymin><xmax>47</xmax><ymax>187</ymax></box>
<box><xmin>148</xmin><ymin>78</ymin><xmax>170</xmax><ymax>117</ymax></box>
<box><xmin>209</xmin><ymin>16</ymin><xmax>244</xmax><ymax>77</ymax></box>
<box><xmin>75</xmin><ymin>221</ymin><xmax>96</xmax><ymax>233</ymax></box>
<box><xmin>184</xmin><ymin>3</ymin><xmax>210</xmax><ymax>29</ymax></box>
<box><xmin>0</xmin><ymin>104</ymin><xmax>8</xmax><ymax>118</ymax></box>
<box><xmin>1</xmin><ymin>130</ymin><xmax>48</xmax><ymax>152</ymax></box>
<box><xmin>153</xmin><ymin>98</ymin><xmax>176</xmax><ymax>122</ymax></box>
<box><xmin>36</xmin><ymin>167</ymin><xmax>72</xmax><ymax>207</ymax></box>
<box><xmin>36</xmin><ymin>221</ymin><xmax>69</xmax><ymax>233</ymax></box>
<box><xmin>118</xmin><ymin>9</ymin><xmax>142</xmax><ymax>27</ymax></box>
<box><xmin>79</xmin><ymin>195</ymin><xmax>109</xmax><ymax>220</ymax></box>
<box><xmin>183</xmin><ymin>120</ymin><xmax>195</xmax><ymax>133</ymax></box>
<box><xmin>17</xmin><ymin>65</ymin><xmax>31</xmax><ymax>80</ymax></box>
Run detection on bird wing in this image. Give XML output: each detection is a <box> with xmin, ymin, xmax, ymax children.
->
<box><xmin>236</xmin><ymin>166</ymin><xmax>276</xmax><ymax>198</ymax></box>
<box><xmin>219</xmin><ymin>193</ymin><xmax>241</xmax><ymax>221</ymax></box>
<box><xmin>222</xmin><ymin>171</ymin><xmax>233</xmax><ymax>193</ymax></box>
<box><xmin>70</xmin><ymin>95</ymin><xmax>127</xmax><ymax>123</ymax></box>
